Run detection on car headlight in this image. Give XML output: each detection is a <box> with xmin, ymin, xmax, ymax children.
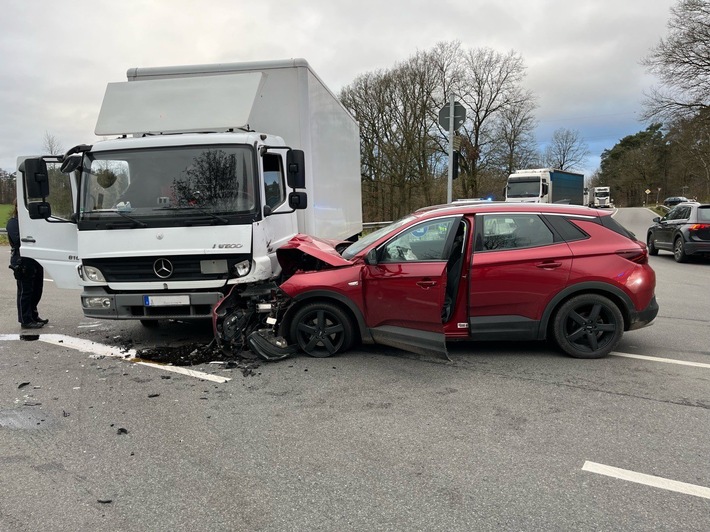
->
<box><xmin>82</xmin><ymin>266</ymin><xmax>106</xmax><ymax>282</ymax></box>
<box><xmin>233</xmin><ymin>259</ymin><xmax>251</xmax><ymax>277</ymax></box>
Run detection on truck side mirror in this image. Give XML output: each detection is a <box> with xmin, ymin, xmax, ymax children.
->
<box><xmin>20</xmin><ymin>158</ymin><xmax>49</xmax><ymax>198</ymax></box>
<box><xmin>60</xmin><ymin>154</ymin><xmax>82</xmax><ymax>174</ymax></box>
<box><xmin>28</xmin><ymin>201</ymin><xmax>52</xmax><ymax>220</ymax></box>
<box><xmin>541</xmin><ymin>183</ymin><xmax>549</xmax><ymax>196</ymax></box>
<box><xmin>288</xmin><ymin>191</ymin><xmax>307</xmax><ymax>210</ymax></box>
<box><xmin>286</xmin><ymin>149</ymin><xmax>306</xmax><ymax>189</ymax></box>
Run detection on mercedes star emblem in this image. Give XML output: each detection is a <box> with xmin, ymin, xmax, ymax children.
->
<box><xmin>153</xmin><ymin>258</ymin><xmax>174</xmax><ymax>279</ymax></box>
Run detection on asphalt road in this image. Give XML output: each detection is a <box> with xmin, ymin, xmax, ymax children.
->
<box><xmin>1</xmin><ymin>207</ymin><xmax>709</xmax><ymax>531</ymax></box>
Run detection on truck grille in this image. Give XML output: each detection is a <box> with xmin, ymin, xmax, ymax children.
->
<box><xmin>83</xmin><ymin>254</ymin><xmax>249</xmax><ymax>282</ymax></box>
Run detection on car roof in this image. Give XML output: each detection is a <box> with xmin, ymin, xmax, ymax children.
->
<box><xmin>413</xmin><ymin>201</ymin><xmax>604</xmax><ymax>218</ymax></box>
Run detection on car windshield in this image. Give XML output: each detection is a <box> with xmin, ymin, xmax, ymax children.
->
<box><xmin>341</xmin><ymin>215</ymin><xmax>417</xmax><ymax>260</ymax></box>
<box><xmin>79</xmin><ymin>145</ymin><xmax>257</xmax><ymax>219</ymax></box>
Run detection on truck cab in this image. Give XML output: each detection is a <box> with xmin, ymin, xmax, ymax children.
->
<box><xmin>16</xmin><ymin>59</ymin><xmax>361</xmax><ymax>324</ymax></box>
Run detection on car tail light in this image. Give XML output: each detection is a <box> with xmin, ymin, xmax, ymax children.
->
<box><xmin>616</xmin><ymin>248</ymin><xmax>648</xmax><ymax>264</ymax></box>
<box><xmin>688</xmin><ymin>224</ymin><xmax>710</xmax><ymax>231</ymax></box>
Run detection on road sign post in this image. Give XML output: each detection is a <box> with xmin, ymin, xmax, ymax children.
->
<box><xmin>439</xmin><ymin>97</ymin><xmax>466</xmax><ymax>203</ymax></box>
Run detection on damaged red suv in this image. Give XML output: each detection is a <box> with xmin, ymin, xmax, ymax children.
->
<box><xmin>214</xmin><ymin>202</ymin><xmax>658</xmax><ymax>360</ymax></box>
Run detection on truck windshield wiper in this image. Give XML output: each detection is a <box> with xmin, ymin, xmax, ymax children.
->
<box><xmin>160</xmin><ymin>206</ymin><xmax>230</xmax><ymax>225</ymax></box>
<box><xmin>114</xmin><ymin>210</ymin><xmax>147</xmax><ymax>227</ymax></box>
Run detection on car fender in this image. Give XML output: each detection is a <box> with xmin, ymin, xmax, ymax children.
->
<box><xmin>281</xmin><ymin>289</ymin><xmax>374</xmax><ymax>344</ymax></box>
<box><xmin>538</xmin><ymin>281</ymin><xmax>636</xmax><ymax>339</ymax></box>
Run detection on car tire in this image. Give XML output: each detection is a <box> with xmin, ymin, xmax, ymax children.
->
<box><xmin>289</xmin><ymin>302</ymin><xmax>354</xmax><ymax>357</ymax></box>
<box><xmin>647</xmin><ymin>233</ymin><xmax>658</xmax><ymax>256</ymax></box>
<box><xmin>552</xmin><ymin>294</ymin><xmax>623</xmax><ymax>359</ymax></box>
<box><xmin>673</xmin><ymin>236</ymin><xmax>689</xmax><ymax>263</ymax></box>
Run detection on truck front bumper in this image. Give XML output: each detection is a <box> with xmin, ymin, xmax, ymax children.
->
<box><xmin>81</xmin><ymin>287</ymin><xmax>223</xmax><ymax>320</ymax></box>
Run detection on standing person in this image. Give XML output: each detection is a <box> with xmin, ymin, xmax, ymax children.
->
<box><xmin>6</xmin><ymin>199</ymin><xmax>47</xmax><ymax>329</ymax></box>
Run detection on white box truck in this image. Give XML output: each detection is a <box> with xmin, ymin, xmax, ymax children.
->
<box><xmin>16</xmin><ymin>59</ymin><xmax>362</xmax><ymax>328</ymax></box>
<box><xmin>504</xmin><ymin>168</ymin><xmax>585</xmax><ymax>205</ymax></box>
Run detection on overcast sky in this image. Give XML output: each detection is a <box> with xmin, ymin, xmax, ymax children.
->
<box><xmin>1</xmin><ymin>0</ymin><xmax>677</xmax><ymax>176</ymax></box>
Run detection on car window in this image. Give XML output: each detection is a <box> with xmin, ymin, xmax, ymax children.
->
<box><xmin>480</xmin><ymin>214</ymin><xmax>554</xmax><ymax>251</ymax></box>
<box><xmin>666</xmin><ymin>206</ymin><xmax>682</xmax><ymax>220</ymax></box>
<box><xmin>380</xmin><ymin>217</ymin><xmax>456</xmax><ymax>262</ymax></box>
<box><xmin>698</xmin><ymin>206</ymin><xmax>710</xmax><ymax>222</ymax></box>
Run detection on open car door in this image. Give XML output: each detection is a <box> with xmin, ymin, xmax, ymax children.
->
<box><xmin>361</xmin><ymin>216</ymin><xmax>464</xmax><ymax>359</ymax></box>
<box><xmin>16</xmin><ymin>157</ymin><xmax>81</xmax><ymax>289</ymax></box>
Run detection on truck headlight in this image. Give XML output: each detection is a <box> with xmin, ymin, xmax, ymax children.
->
<box><xmin>83</xmin><ymin>296</ymin><xmax>112</xmax><ymax>309</ymax></box>
<box><xmin>82</xmin><ymin>266</ymin><xmax>106</xmax><ymax>282</ymax></box>
<box><xmin>233</xmin><ymin>260</ymin><xmax>251</xmax><ymax>277</ymax></box>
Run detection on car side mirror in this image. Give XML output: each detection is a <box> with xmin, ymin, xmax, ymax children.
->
<box><xmin>365</xmin><ymin>248</ymin><xmax>378</xmax><ymax>265</ymax></box>
<box><xmin>652</xmin><ymin>216</ymin><xmax>660</xmax><ymax>223</ymax></box>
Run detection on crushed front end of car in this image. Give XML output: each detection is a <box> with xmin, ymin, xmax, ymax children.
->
<box><xmin>212</xmin><ymin>234</ymin><xmax>353</xmax><ymax>361</ymax></box>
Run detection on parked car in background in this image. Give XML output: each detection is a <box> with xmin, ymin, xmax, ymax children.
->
<box><xmin>663</xmin><ymin>196</ymin><xmax>689</xmax><ymax>207</ymax></box>
<box><xmin>217</xmin><ymin>203</ymin><xmax>658</xmax><ymax>361</ymax></box>
<box><xmin>647</xmin><ymin>202</ymin><xmax>710</xmax><ymax>262</ymax></box>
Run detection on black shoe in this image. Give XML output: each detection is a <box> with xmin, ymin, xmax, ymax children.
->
<box><xmin>35</xmin><ymin>318</ymin><xmax>49</xmax><ymax>325</ymax></box>
<box><xmin>21</xmin><ymin>322</ymin><xmax>45</xmax><ymax>329</ymax></box>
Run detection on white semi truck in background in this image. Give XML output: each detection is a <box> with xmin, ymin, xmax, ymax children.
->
<box><xmin>504</xmin><ymin>168</ymin><xmax>585</xmax><ymax>205</ymax></box>
<box><xmin>591</xmin><ymin>186</ymin><xmax>612</xmax><ymax>208</ymax></box>
<box><xmin>16</xmin><ymin>59</ymin><xmax>362</xmax><ymax>330</ymax></box>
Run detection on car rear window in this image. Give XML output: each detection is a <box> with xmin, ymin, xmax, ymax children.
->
<box><xmin>543</xmin><ymin>215</ymin><xmax>589</xmax><ymax>242</ymax></box>
<box><xmin>698</xmin><ymin>206</ymin><xmax>710</xmax><ymax>222</ymax></box>
<box><xmin>599</xmin><ymin>214</ymin><xmax>637</xmax><ymax>240</ymax></box>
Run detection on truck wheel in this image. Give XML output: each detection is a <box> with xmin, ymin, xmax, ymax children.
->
<box><xmin>289</xmin><ymin>302</ymin><xmax>354</xmax><ymax>357</ymax></box>
<box><xmin>647</xmin><ymin>233</ymin><xmax>658</xmax><ymax>256</ymax></box>
<box><xmin>552</xmin><ymin>294</ymin><xmax>623</xmax><ymax>359</ymax></box>
<box><xmin>673</xmin><ymin>237</ymin><xmax>689</xmax><ymax>263</ymax></box>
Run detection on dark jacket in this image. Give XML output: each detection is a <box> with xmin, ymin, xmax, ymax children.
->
<box><xmin>6</xmin><ymin>216</ymin><xmax>21</xmax><ymax>268</ymax></box>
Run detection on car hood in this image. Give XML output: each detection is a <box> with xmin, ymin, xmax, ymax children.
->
<box><xmin>276</xmin><ymin>234</ymin><xmax>354</xmax><ymax>276</ymax></box>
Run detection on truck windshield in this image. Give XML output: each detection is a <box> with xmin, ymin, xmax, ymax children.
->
<box><xmin>79</xmin><ymin>145</ymin><xmax>257</xmax><ymax>219</ymax></box>
<box><xmin>595</xmin><ymin>191</ymin><xmax>610</xmax><ymax>197</ymax></box>
<box><xmin>507</xmin><ymin>179</ymin><xmax>541</xmax><ymax>198</ymax></box>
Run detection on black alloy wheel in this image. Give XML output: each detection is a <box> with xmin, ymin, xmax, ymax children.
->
<box><xmin>290</xmin><ymin>302</ymin><xmax>354</xmax><ymax>357</ymax></box>
<box><xmin>553</xmin><ymin>294</ymin><xmax>623</xmax><ymax>359</ymax></box>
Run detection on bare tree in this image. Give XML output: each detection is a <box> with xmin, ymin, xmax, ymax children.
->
<box><xmin>454</xmin><ymin>48</ymin><xmax>529</xmax><ymax>198</ymax></box>
<box><xmin>490</xmin><ymin>87</ymin><xmax>539</xmax><ymax>175</ymax></box>
<box><xmin>543</xmin><ymin>128</ymin><xmax>590</xmax><ymax>171</ymax></box>
<box><xmin>642</xmin><ymin>0</ymin><xmax>710</xmax><ymax>121</ymax></box>
<box><xmin>42</xmin><ymin>132</ymin><xmax>64</xmax><ymax>156</ymax></box>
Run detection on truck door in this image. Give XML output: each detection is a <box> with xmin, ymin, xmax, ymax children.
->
<box><xmin>16</xmin><ymin>158</ymin><xmax>81</xmax><ymax>289</ymax></box>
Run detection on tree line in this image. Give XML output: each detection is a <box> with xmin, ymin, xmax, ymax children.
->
<box><xmin>592</xmin><ymin>0</ymin><xmax>710</xmax><ymax>206</ymax></box>
<box><xmin>339</xmin><ymin>41</ymin><xmax>588</xmax><ymax>221</ymax></box>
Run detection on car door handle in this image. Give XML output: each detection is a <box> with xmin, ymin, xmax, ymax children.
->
<box><xmin>536</xmin><ymin>261</ymin><xmax>562</xmax><ymax>269</ymax></box>
<box><xmin>21</xmin><ymin>237</ymin><xmax>36</xmax><ymax>243</ymax></box>
<box><xmin>416</xmin><ymin>280</ymin><xmax>438</xmax><ymax>289</ymax></box>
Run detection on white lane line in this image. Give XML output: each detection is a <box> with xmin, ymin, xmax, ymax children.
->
<box><xmin>612</xmin><ymin>351</ymin><xmax>710</xmax><ymax>369</ymax></box>
<box><xmin>1</xmin><ymin>333</ymin><xmax>230</xmax><ymax>383</ymax></box>
<box><xmin>583</xmin><ymin>461</ymin><xmax>710</xmax><ymax>500</ymax></box>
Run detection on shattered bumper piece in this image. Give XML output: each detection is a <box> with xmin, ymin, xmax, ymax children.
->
<box><xmin>247</xmin><ymin>330</ymin><xmax>298</xmax><ymax>361</ymax></box>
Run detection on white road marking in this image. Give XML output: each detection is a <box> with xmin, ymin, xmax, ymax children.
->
<box><xmin>1</xmin><ymin>333</ymin><xmax>230</xmax><ymax>383</ymax></box>
<box><xmin>612</xmin><ymin>351</ymin><xmax>710</xmax><ymax>369</ymax></box>
<box><xmin>583</xmin><ymin>461</ymin><xmax>710</xmax><ymax>500</ymax></box>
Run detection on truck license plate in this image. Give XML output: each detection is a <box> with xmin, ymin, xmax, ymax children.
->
<box><xmin>143</xmin><ymin>295</ymin><xmax>190</xmax><ymax>307</ymax></box>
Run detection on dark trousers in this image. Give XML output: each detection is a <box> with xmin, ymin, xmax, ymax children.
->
<box><xmin>16</xmin><ymin>261</ymin><xmax>44</xmax><ymax>325</ymax></box>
